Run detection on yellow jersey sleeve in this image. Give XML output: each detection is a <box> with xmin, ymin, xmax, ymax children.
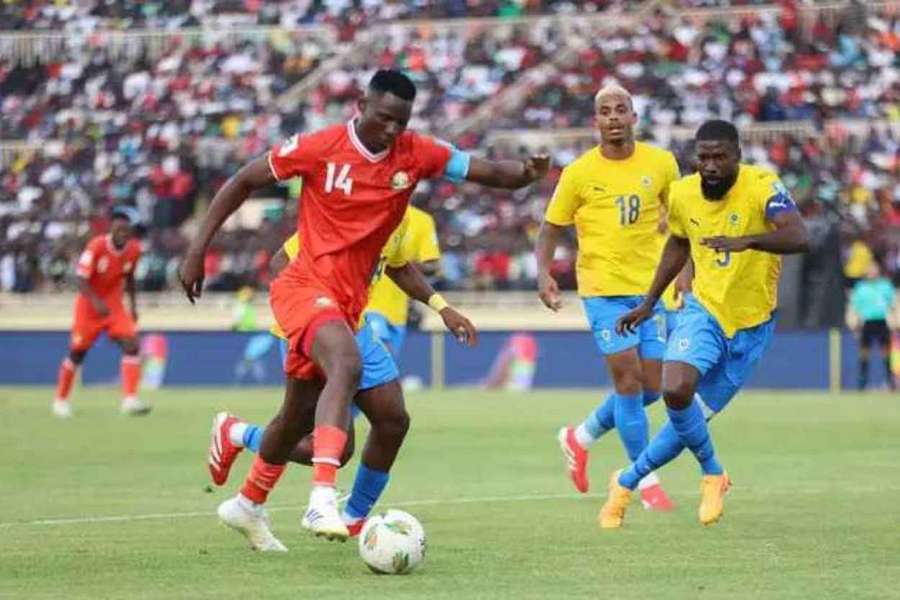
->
<box><xmin>282</xmin><ymin>233</ymin><xmax>300</xmax><ymax>261</ymax></box>
<box><xmin>660</xmin><ymin>152</ymin><xmax>681</xmax><ymax>206</ymax></box>
<box><xmin>410</xmin><ymin>208</ymin><xmax>441</xmax><ymax>263</ymax></box>
<box><xmin>384</xmin><ymin>213</ymin><xmax>411</xmax><ymax>269</ymax></box>
<box><xmin>544</xmin><ymin>166</ymin><xmax>581</xmax><ymax>226</ymax></box>
<box><xmin>667</xmin><ymin>182</ymin><xmax>687</xmax><ymax>238</ymax></box>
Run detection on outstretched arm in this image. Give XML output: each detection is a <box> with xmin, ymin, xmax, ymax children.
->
<box><xmin>386</xmin><ymin>263</ymin><xmax>478</xmax><ymax>346</ymax></box>
<box><xmin>179</xmin><ymin>156</ymin><xmax>276</xmax><ymax>302</ymax></box>
<box><xmin>701</xmin><ymin>209</ymin><xmax>809</xmax><ymax>255</ymax></box>
<box><xmin>464</xmin><ymin>155</ymin><xmax>550</xmax><ymax>189</ymax></box>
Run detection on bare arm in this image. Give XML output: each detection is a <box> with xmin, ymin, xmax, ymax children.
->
<box><xmin>385</xmin><ymin>264</ymin><xmax>478</xmax><ymax>346</ymax></box>
<box><xmin>535</xmin><ymin>221</ymin><xmax>567</xmax><ymax>311</ymax></box>
<box><xmin>702</xmin><ymin>211</ymin><xmax>809</xmax><ymax>255</ymax></box>
<box><xmin>77</xmin><ymin>276</ymin><xmax>108</xmax><ymax>316</ymax></box>
<box><xmin>464</xmin><ymin>155</ymin><xmax>550</xmax><ymax>190</ymax></box>
<box><xmin>416</xmin><ymin>258</ymin><xmax>441</xmax><ymax>278</ymax></box>
<box><xmin>179</xmin><ymin>156</ymin><xmax>276</xmax><ymax>302</ymax></box>
<box><xmin>125</xmin><ymin>273</ymin><xmax>138</xmax><ymax>320</ymax></box>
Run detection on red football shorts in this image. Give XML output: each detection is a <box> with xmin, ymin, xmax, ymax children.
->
<box><xmin>70</xmin><ymin>295</ymin><xmax>137</xmax><ymax>351</ymax></box>
<box><xmin>269</xmin><ymin>274</ymin><xmax>355</xmax><ymax>380</ymax></box>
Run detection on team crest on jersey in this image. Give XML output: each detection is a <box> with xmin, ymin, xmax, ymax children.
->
<box><xmin>391</xmin><ymin>171</ymin><xmax>411</xmax><ymax>190</ymax></box>
<box><xmin>677</xmin><ymin>337</ymin><xmax>690</xmax><ymax>352</ymax></box>
<box><xmin>97</xmin><ymin>257</ymin><xmax>109</xmax><ymax>273</ymax></box>
<box><xmin>600</xmin><ymin>329</ymin><xmax>612</xmax><ymax>342</ymax></box>
<box><xmin>314</xmin><ymin>296</ymin><xmax>334</xmax><ymax>308</ymax></box>
<box><xmin>729</xmin><ymin>213</ymin><xmax>739</xmax><ymax>225</ymax></box>
<box><xmin>641</xmin><ymin>175</ymin><xmax>652</xmax><ymax>188</ymax></box>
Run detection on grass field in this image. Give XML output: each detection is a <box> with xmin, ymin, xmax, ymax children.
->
<box><xmin>2</xmin><ymin>387</ymin><xmax>898</xmax><ymax>599</ymax></box>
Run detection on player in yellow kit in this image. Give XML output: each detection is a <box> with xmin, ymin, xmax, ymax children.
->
<box><xmin>536</xmin><ymin>84</ymin><xmax>679</xmax><ymax>511</ymax></box>
<box><xmin>603</xmin><ymin>119</ymin><xmax>809</xmax><ymax>528</ymax></box>
<box><xmin>364</xmin><ymin>205</ymin><xmax>441</xmax><ymax>356</ymax></box>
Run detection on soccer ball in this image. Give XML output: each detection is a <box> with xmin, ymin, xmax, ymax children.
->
<box><xmin>358</xmin><ymin>509</ymin><xmax>426</xmax><ymax>575</ymax></box>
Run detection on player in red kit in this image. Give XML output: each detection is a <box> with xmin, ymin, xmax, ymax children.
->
<box><xmin>53</xmin><ymin>206</ymin><xmax>150</xmax><ymax>418</ymax></box>
<box><xmin>179</xmin><ymin>70</ymin><xmax>548</xmax><ymax>549</ymax></box>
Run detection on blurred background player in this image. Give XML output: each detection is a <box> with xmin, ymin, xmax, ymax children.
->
<box><xmin>536</xmin><ymin>84</ymin><xmax>679</xmax><ymax>511</ymax></box>
<box><xmin>364</xmin><ymin>204</ymin><xmax>441</xmax><ymax>357</ymax></box>
<box><xmin>482</xmin><ymin>332</ymin><xmax>538</xmax><ymax>391</ymax></box>
<box><xmin>209</xmin><ymin>218</ymin><xmax>478</xmax><ymax>550</ymax></box>
<box><xmin>53</xmin><ymin>206</ymin><xmax>149</xmax><ymax>418</ymax></box>
<box><xmin>230</xmin><ymin>286</ymin><xmax>276</xmax><ymax>384</ymax></box>
<box><xmin>179</xmin><ymin>69</ymin><xmax>548</xmax><ymax>542</ymax></box>
<box><xmin>606</xmin><ymin>119</ymin><xmax>809</xmax><ymax>528</ymax></box>
<box><xmin>848</xmin><ymin>262</ymin><xmax>896</xmax><ymax>390</ymax></box>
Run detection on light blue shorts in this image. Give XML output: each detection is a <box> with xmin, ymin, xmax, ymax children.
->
<box><xmin>276</xmin><ymin>322</ymin><xmax>399</xmax><ymax>418</ymax></box>
<box><xmin>665</xmin><ymin>309</ymin><xmax>681</xmax><ymax>338</ymax></box>
<box><xmin>363</xmin><ymin>311</ymin><xmax>407</xmax><ymax>357</ymax></box>
<box><xmin>665</xmin><ymin>296</ymin><xmax>775</xmax><ymax>414</ymax></box>
<box><xmin>583</xmin><ymin>295</ymin><xmax>667</xmax><ymax>360</ymax></box>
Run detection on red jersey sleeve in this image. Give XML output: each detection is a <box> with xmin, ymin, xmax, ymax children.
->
<box><xmin>268</xmin><ymin>132</ymin><xmax>318</xmax><ymax>181</ymax></box>
<box><xmin>411</xmin><ymin>133</ymin><xmax>452</xmax><ymax>180</ymax></box>
<box><xmin>76</xmin><ymin>237</ymin><xmax>103</xmax><ymax>279</ymax></box>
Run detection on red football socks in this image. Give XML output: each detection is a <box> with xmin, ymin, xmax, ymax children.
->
<box><xmin>55</xmin><ymin>358</ymin><xmax>77</xmax><ymax>401</ymax></box>
<box><xmin>240</xmin><ymin>456</ymin><xmax>286</xmax><ymax>504</ymax></box>
<box><xmin>121</xmin><ymin>355</ymin><xmax>141</xmax><ymax>397</ymax></box>
<box><xmin>311</xmin><ymin>425</ymin><xmax>348</xmax><ymax>487</ymax></box>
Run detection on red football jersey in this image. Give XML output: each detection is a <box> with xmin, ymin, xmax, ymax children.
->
<box><xmin>268</xmin><ymin>120</ymin><xmax>451</xmax><ymax>316</ymax></box>
<box><xmin>76</xmin><ymin>234</ymin><xmax>142</xmax><ymax>301</ymax></box>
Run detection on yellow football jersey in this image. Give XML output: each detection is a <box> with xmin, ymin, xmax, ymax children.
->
<box><xmin>668</xmin><ymin>164</ymin><xmax>787</xmax><ymax>337</ymax></box>
<box><xmin>270</xmin><ymin>214</ymin><xmax>411</xmax><ymax>339</ymax></box>
<box><xmin>545</xmin><ymin>142</ymin><xmax>680</xmax><ymax>297</ymax></box>
<box><xmin>365</xmin><ymin>206</ymin><xmax>440</xmax><ymax>326</ymax></box>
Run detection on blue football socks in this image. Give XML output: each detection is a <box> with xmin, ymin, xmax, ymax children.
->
<box><xmin>619</xmin><ymin>421</ymin><xmax>684</xmax><ymax>490</ymax></box>
<box><xmin>580</xmin><ymin>393</ymin><xmax>616</xmax><ymax>441</ymax></box>
<box><xmin>667</xmin><ymin>400</ymin><xmax>722</xmax><ymax>475</ymax></box>
<box><xmin>345</xmin><ymin>463</ymin><xmax>390</xmax><ymax>521</ymax></box>
<box><xmin>614</xmin><ymin>392</ymin><xmax>648</xmax><ymax>461</ymax></box>
<box><xmin>243</xmin><ymin>424</ymin><xmax>264</xmax><ymax>453</ymax></box>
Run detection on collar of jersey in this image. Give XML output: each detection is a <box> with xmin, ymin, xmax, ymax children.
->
<box><xmin>347</xmin><ymin>120</ymin><xmax>389</xmax><ymax>163</ymax></box>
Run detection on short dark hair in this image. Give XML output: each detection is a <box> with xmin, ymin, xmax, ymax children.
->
<box><xmin>368</xmin><ymin>69</ymin><xmax>416</xmax><ymax>102</ymax></box>
<box><xmin>695</xmin><ymin>119</ymin><xmax>740</xmax><ymax>145</ymax></box>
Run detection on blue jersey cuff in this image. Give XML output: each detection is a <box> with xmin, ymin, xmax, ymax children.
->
<box><xmin>443</xmin><ymin>147</ymin><xmax>471</xmax><ymax>183</ymax></box>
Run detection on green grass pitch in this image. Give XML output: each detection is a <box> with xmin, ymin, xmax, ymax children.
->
<box><xmin>2</xmin><ymin>387</ymin><xmax>898</xmax><ymax>599</ymax></box>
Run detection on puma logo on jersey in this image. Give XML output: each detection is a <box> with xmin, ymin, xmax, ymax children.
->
<box><xmin>690</xmin><ymin>218</ymin><xmax>701</xmax><ymax>227</ymax></box>
<box><xmin>314</xmin><ymin>296</ymin><xmax>335</xmax><ymax>308</ymax></box>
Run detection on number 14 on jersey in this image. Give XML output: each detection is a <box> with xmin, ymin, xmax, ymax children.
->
<box><xmin>325</xmin><ymin>162</ymin><xmax>353</xmax><ymax>195</ymax></box>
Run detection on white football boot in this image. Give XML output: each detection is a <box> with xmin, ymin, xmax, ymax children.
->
<box><xmin>120</xmin><ymin>396</ymin><xmax>152</xmax><ymax>415</ymax></box>
<box><xmin>301</xmin><ymin>485</ymin><xmax>349</xmax><ymax>541</ymax></box>
<box><xmin>217</xmin><ymin>495</ymin><xmax>288</xmax><ymax>552</ymax></box>
<box><xmin>52</xmin><ymin>400</ymin><xmax>73</xmax><ymax>419</ymax></box>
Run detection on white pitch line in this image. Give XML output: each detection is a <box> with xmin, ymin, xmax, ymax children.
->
<box><xmin>3</xmin><ymin>486</ymin><xmax>896</xmax><ymax>530</ymax></box>
<box><xmin>0</xmin><ymin>492</ymin><xmax>595</xmax><ymax>529</ymax></box>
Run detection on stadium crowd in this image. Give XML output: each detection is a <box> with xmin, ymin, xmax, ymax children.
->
<box><xmin>0</xmin><ymin>1</ymin><xmax>897</xmax><ymax>295</ymax></box>
<box><xmin>0</xmin><ymin>0</ymin><xmax>624</xmax><ymax>32</ymax></box>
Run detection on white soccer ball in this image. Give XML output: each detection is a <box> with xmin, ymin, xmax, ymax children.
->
<box><xmin>358</xmin><ymin>509</ymin><xmax>426</xmax><ymax>575</ymax></box>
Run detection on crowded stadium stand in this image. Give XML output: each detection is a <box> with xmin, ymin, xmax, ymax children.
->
<box><xmin>0</xmin><ymin>0</ymin><xmax>897</xmax><ymax>333</ymax></box>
